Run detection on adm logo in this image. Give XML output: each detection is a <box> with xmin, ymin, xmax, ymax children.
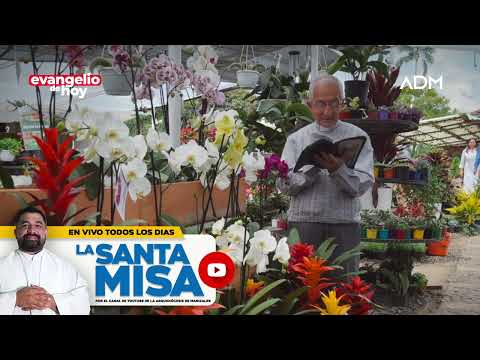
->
<box><xmin>400</xmin><ymin>75</ymin><xmax>443</xmax><ymax>90</ymax></box>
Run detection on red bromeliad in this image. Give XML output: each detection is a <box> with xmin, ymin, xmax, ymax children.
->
<box><xmin>336</xmin><ymin>276</ymin><xmax>375</xmax><ymax>315</ymax></box>
<box><xmin>22</xmin><ymin>128</ymin><xmax>92</xmax><ymax>225</ymax></box>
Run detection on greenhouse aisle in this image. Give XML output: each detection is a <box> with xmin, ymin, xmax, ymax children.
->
<box><xmin>425</xmin><ymin>234</ymin><xmax>480</xmax><ymax>315</ymax></box>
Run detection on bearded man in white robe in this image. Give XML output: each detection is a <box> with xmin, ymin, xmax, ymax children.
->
<box><xmin>0</xmin><ymin>207</ymin><xmax>91</xmax><ymax>315</ymax></box>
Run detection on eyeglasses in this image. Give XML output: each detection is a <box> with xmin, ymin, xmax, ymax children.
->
<box><xmin>311</xmin><ymin>99</ymin><xmax>341</xmax><ymax>111</ymax></box>
<box><xmin>18</xmin><ymin>223</ymin><xmax>46</xmax><ymax>231</ymax></box>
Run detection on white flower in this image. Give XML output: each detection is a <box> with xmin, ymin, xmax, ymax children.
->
<box><xmin>146</xmin><ymin>127</ymin><xmax>172</xmax><ymax>153</ymax></box>
<box><xmin>245</xmin><ymin>247</ymin><xmax>269</xmax><ymax>274</ymax></box>
<box><xmin>173</xmin><ymin>140</ymin><xmax>209</xmax><ymax>173</ymax></box>
<box><xmin>79</xmin><ymin>114</ymin><xmax>101</xmax><ymax>141</ymax></box>
<box><xmin>273</xmin><ymin>237</ymin><xmax>291</xmax><ymax>266</ymax></box>
<box><xmin>97</xmin><ymin>112</ymin><xmax>129</xmax><ymax>143</ymax></box>
<box><xmin>249</xmin><ymin>230</ymin><xmax>277</xmax><ymax>254</ymax></box>
<box><xmin>216</xmin><ymin>234</ymin><xmax>229</xmax><ymax>250</ymax></box>
<box><xmin>225</xmin><ymin>223</ymin><xmax>247</xmax><ymax>247</ymax></box>
<box><xmin>211</xmin><ymin>217</ymin><xmax>225</xmax><ymax>236</ymax></box>
<box><xmin>122</xmin><ymin>158</ymin><xmax>148</xmax><ymax>183</ymax></box>
<box><xmin>242</xmin><ymin>151</ymin><xmax>265</xmax><ymax>185</ymax></box>
<box><xmin>128</xmin><ymin>177</ymin><xmax>152</xmax><ymax>202</ymax></box>
<box><xmin>227</xmin><ymin>243</ymin><xmax>246</xmax><ymax>265</ymax></box>
<box><xmin>198</xmin><ymin>45</ymin><xmax>219</xmax><ymax>66</ymax></box>
<box><xmin>205</xmin><ymin>140</ymin><xmax>219</xmax><ymax>162</ymax></box>
<box><xmin>132</xmin><ymin>135</ymin><xmax>147</xmax><ymax>160</ymax></box>
<box><xmin>166</xmin><ymin>150</ymin><xmax>182</xmax><ymax>175</ymax></box>
<box><xmin>65</xmin><ymin>111</ymin><xmax>84</xmax><ymax>133</ymax></box>
<box><xmin>95</xmin><ymin>137</ymin><xmax>136</xmax><ymax>161</ymax></box>
<box><xmin>214</xmin><ymin>172</ymin><xmax>231</xmax><ymax>191</ymax></box>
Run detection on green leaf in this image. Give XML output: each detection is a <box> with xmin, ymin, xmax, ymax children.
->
<box><xmin>367</xmin><ymin>61</ymin><xmax>388</xmax><ymax>77</ymax></box>
<box><xmin>223</xmin><ymin>304</ymin><xmax>244</xmax><ymax>315</ymax></box>
<box><xmin>278</xmin><ymin>286</ymin><xmax>308</xmax><ymax>315</ymax></box>
<box><xmin>159</xmin><ymin>213</ymin><xmax>183</xmax><ymax>227</ymax></box>
<box><xmin>331</xmin><ymin>243</ymin><xmax>363</xmax><ymax>266</ymax></box>
<box><xmin>286</xmin><ymin>103</ymin><xmax>313</xmax><ymax>119</ymax></box>
<box><xmin>239</xmin><ymin>279</ymin><xmax>286</xmax><ymax>315</ymax></box>
<box><xmin>293</xmin><ymin>309</ymin><xmax>319</xmax><ymax>315</ymax></box>
<box><xmin>245</xmin><ymin>298</ymin><xmax>281</xmax><ymax>315</ymax></box>
<box><xmin>0</xmin><ymin>166</ymin><xmax>14</xmax><ymax>189</ymax></box>
<box><xmin>315</xmin><ymin>237</ymin><xmax>336</xmax><ymax>259</ymax></box>
<box><xmin>247</xmin><ymin>221</ymin><xmax>260</xmax><ymax>237</ymax></box>
<box><xmin>287</xmin><ymin>227</ymin><xmax>301</xmax><ymax>245</ymax></box>
<box><xmin>326</xmin><ymin>56</ymin><xmax>346</xmax><ymax>75</ymax></box>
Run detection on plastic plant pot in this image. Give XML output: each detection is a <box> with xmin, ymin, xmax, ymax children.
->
<box><xmin>350</xmin><ymin>110</ymin><xmax>363</xmax><ymax>119</ymax></box>
<box><xmin>424</xmin><ymin>228</ymin><xmax>433</xmax><ymax>239</ymax></box>
<box><xmin>404</xmin><ymin>228</ymin><xmax>412</xmax><ymax>240</ymax></box>
<box><xmin>366</xmin><ymin>228</ymin><xmax>378</xmax><ymax>239</ymax></box>
<box><xmin>395</xmin><ymin>166</ymin><xmax>410</xmax><ymax>180</ymax></box>
<box><xmin>413</xmin><ymin>229</ymin><xmax>425</xmax><ymax>240</ymax></box>
<box><xmin>374</xmin><ymin>166</ymin><xmax>380</xmax><ymax>177</ymax></box>
<box><xmin>378</xmin><ymin>110</ymin><xmax>390</xmax><ymax>120</ymax></box>
<box><xmin>368</xmin><ymin>111</ymin><xmax>378</xmax><ymax>120</ymax></box>
<box><xmin>389</xmin><ymin>111</ymin><xmax>398</xmax><ymax>120</ymax></box>
<box><xmin>378</xmin><ymin>229</ymin><xmax>389</xmax><ymax>240</ymax></box>
<box><xmin>394</xmin><ymin>229</ymin><xmax>406</xmax><ymax>240</ymax></box>
<box><xmin>408</xmin><ymin>170</ymin><xmax>416</xmax><ymax>180</ymax></box>
<box><xmin>383</xmin><ymin>167</ymin><xmax>395</xmax><ymax>179</ymax></box>
<box><xmin>338</xmin><ymin>111</ymin><xmax>351</xmax><ymax>120</ymax></box>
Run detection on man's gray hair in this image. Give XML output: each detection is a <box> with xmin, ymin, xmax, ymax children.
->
<box><xmin>309</xmin><ymin>73</ymin><xmax>344</xmax><ymax>100</ymax></box>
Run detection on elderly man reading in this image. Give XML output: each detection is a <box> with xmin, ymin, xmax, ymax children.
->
<box><xmin>0</xmin><ymin>207</ymin><xmax>90</xmax><ymax>315</ymax></box>
<box><xmin>277</xmin><ymin>74</ymin><xmax>374</xmax><ymax>275</ymax></box>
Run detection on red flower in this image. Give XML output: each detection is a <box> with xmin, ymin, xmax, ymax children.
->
<box><xmin>288</xmin><ymin>243</ymin><xmax>315</xmax><ymax>272</ymax></box>
<box><xmin>336</xmin><ymin>276</ymin><xmax>375</xmax><ymax>315</ymax></box>
<box><xmin>22</xmin><ymin>128</ymin><xmax>92</xmax><ymax>225</ymax></box>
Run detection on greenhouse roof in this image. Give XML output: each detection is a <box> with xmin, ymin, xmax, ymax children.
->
<box><xmin>398</xmin><ymin>110</ymin><xmax>480</xmax><ymax>148</ymax></box>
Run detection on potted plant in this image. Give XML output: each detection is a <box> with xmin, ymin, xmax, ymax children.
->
<box><xmin>377</xmin><ymin>222</ymin><xmax>389</xmax><ymax>240</ymax></box>
<box><xmin>391</xmin><ymin>158</ymin><xmax>412</xmax><ymax>181</ymax></box>
<box><xmin>388</xmin><ymin>104</ymin><xmax>400</xmax><ymax>120</ymax></box>
<box><xmin>89</xmin><ymin>45</ymin><xmax>146</xmax><ymax>96</ymax></box>
<box><xmin>378</xmin><ymin>105</ymin><xmax>390</xmax><ymax>121</ymax></box>
<box><xmin>398</xmin><ymin>106</ymin><xmax>423</xmax><ymax>124</ymax></box>
<box><xmin>361</xmin><ymin>210</ymin><xmax>378</xmax><ymax>239</ymax></box>
<box><xmin>0</xmin><ymin>137</ymin><xmax>23</xmax><ymax>162</ymax></box>
<box><xmin>366</xmin><ymin>66</ymin><xmax>402</xmax><ymax>112</ymax></box>
<box><xmin>412</xmin><ymin>217</ymin><xmax>426</xmax><ymax>240</ymax></box>
<box><xmin>346</xmin><ymin>97</ymin><xmax>366</xmax><ymax>119</ymax></box>
<box><xmin>327</xmin><ymin>46</ymin><xmax>389</xmax><ymax>108</ymax></box>
<box><xmin>394</xmin><ymin>218</ymin><xmax>410</xmax><ymax>240</ymax></box>
<box><xmin>367</xmin><ymin>101</ymin><xmax>378</xmax><ymax>120</ymax></box>
<box><xmin>229</xmin><ymin>45</ymin><xmax>266</xmax><ymax>89</ymax></box>
<box><xmin>338</xmin><ymin>103</ymin><xmax>351</xmax><ymax>120</ymax></box>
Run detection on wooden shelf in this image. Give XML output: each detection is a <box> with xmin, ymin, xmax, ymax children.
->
<box><xmin>342</xmin><ymin>119</ymin><xmax>419</xmax><ymax>135</ymax></box>
<box><xmin>361</xmin><ymin>238</ymin><xmax>441</xmax><ymax>244</ymax></box>
<box><xmin>376</xmin><ymin>178</ymin><xmax>427</xmax><ymax>186</ymax></box>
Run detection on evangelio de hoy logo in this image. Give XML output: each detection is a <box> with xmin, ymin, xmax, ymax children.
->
<box><xmin>400</xmin><ymin>75</ymin><xmax>443</xmax><ymax>90</ymax></box>
<box><xmin>28</xmin><ymin>74</ymin><xmax>102</xmax><ymax>99</ymax></box>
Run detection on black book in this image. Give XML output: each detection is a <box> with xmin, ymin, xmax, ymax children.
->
<box><xmin>293</xmin><ymin>136</ymin><xmax>367</xmax><ymax>172</ymax></box>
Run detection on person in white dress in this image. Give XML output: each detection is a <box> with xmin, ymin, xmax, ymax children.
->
<box><xmin>459</xmin><ymin>138</ymin><xmax>479</xmax><ymax>194</ymax></box>
<box><xmin>0</xmin><ymin>207</ymin><xmax>90</xmax><ymax>315</ymax></box>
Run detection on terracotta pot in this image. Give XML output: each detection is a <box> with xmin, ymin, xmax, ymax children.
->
<box><xmin>368</xmin><ymin>111</ymin><xmax>378</xmax><ymax>120</ymax></box>
<box><xmin>0</xmin><ymin>179</ymin><xmax>247</xmax><ymax>227</ymax></box>
<box><xmin>338</xmin><ymin>111</ymin><xmax>351</xmax><ymax>120</ymax></box>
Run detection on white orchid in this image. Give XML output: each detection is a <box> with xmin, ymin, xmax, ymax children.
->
<box><xmin>242</xmin><ymin>151</ymin><xmax>265</xmax><ymax>185</ymax></box>
<box><xmin>146</xmin><ymin>127</ymin><xmax>172</xmax><ymax>153</ymax></box>
<box><xmin>225</xmin><ymin>223</ymin><xmax>247</xmax><ymax>247</ymax></box>
<box><xmin>122</xmin><ymin>158</ymin><xmax>148</xmax><ymax>183</ymax></box>
<box><xmin>198</xmin><ymin>45</ymin><xmax>219</xmax><ymax>66</ymax></box>
<box><xmin>216</xmin><ymin>234</ymin><xmax>230</xmax><ymax>250</ymax></box>
<box><xmin>244</xmin><ymin>246</ymin><xmax>270</xmax><ymax>274</ymax></box>
<box><xmin>211</xmin><ymin>217</ymin><xmax>225</xmax><ymax>236</ymax></box>
<box><xmin>65</xmin><ymin>111</ymin><xmax>84</xmax><ymax>133</ymax></box>
<box><xmin>171</xmin><ymin>140</ymin><xmax>209</xmax><ymax>173</ymax></box>
<box><xmin>95</xmin><ymin>137</ymin><xmax>136</xmax><ymax>161</ymax></box>
<box><xmin>249</xmin><ymin>230</ymin><xmax>277</xmax><ymax>254</ymax></box>
<box><xmin>226</xmin><ymin>243</ymin><xmax>246</xmax><ymax>265</ymax></box>
<box><xmin>273</xmin><ymin>237</ymin><xmax>291</xmax><ymax>266</ymax></box>
<box><xmin>131</xmin><ymin>135</ymin><xmax>147</xmax><ymax>160</ymax></box>
<box><xmin>128</xmin><ymin>177</ymin><xmax>152</xmax><ymax>202</ymax></box>
<box><xmin>97</xmin><ymin>112</ymin><xmax>129</xmax><ymax>143</ymax></box>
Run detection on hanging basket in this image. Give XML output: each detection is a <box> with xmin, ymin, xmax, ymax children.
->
<box><xmin>236</xmin><ymin>70</ymin><xmax>260</xmax><ymax>88</ymax></box>
<box><xmin>99</xmin><ymin>67</ymin><xmax>132</xmax><ymax>96</ymax></box>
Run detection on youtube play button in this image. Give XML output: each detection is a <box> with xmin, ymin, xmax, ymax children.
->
<box><xmin>199</xmin><ymin>252</ymin><xmax>235</xmax><ymax>289</ymax></box>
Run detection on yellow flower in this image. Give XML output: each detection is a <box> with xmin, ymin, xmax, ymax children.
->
<box><xmin>215</xmin><ymin>110</ymin><xmax>237</xmax><ymax>137</ymax></box>
<box><xmin>246</xmin><ymin>279</ymin><xmax>264</xmax><ymax>297</ymax></box>
<box><xmin>231</xmin><ymin>128</ymin><xmax>248</xmax><ymax>153</ymax></box>
<box><xmin>224</xmin><ymin>145</ymin><xmax>243</xmax><ymax>169</ymax></box>
<box><xmin>313</xmin><ymin>290</ymin><xmax>351</xmax><ymax>315</ymax></box>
